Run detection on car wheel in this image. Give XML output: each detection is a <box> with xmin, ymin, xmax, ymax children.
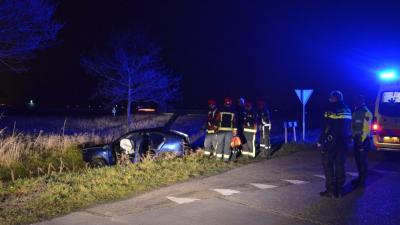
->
<box><xmin>183</xmin><ymin>143</ymin><xmax>192</xmax><ymax>156</ymax></box>
<box><xmin>91</xmin><ymin>158</ymin><xmax>107</xmax><ymax>168</ymax></box>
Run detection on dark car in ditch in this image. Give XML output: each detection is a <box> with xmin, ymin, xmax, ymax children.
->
<box><xmin>81</xmin><ymin>128</ymin><xmax>191</xmax><ymax>167</ymax></box>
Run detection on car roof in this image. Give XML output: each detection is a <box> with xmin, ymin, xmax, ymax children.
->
<box><xmin>123</xmin><ymin>127</ymin><xmax>187</xmax><ymax>137</ymax></box>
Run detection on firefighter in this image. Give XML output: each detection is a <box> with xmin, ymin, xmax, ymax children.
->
<box><xmin>242</xmin><ymin>101</ymin><xmax>258</xmax><ymax>158</ymax></box>
<box><xmin>236</xmin><ymin>97</ymin><xmax>247</xmax><ymax>147</ymax></box>
<box><xmin>257</xmin><ymin>100</ymin><xmax>272</xmax><ymax>151</ymax></box>
<box><xmin>317</xmin><ymin>91</ymin><xmax>352</xmax><ymax>198</ymax></box>
<box><xmin>351</xmin><ymin>95</ymin><xmax>372</xmax><ymax>188</ymax></box>
<box><xmin>204</xmin><ymin>99</ymin><xmax>219</xmax><ymax>156</ymax></box>
<box><xmin>216</xmin><ymin>98</ymin><xmax>237</xmax><ymax>161</ymax></box>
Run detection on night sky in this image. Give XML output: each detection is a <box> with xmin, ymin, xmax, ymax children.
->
<box><xmin>2</xmin><ymin>0</ymin><xmax>400</xmax><ymax>113</ymax></box>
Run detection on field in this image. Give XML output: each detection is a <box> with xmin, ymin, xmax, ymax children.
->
<box><xmin>0</xmin><ymin>113</ymin><xmax>304</xmax><ymax>225</ymax></box>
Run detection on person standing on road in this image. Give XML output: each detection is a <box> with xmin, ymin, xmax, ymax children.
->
<box><xmin>351</xmin><ymin>95</ymin><xmax>373</xmax><ymax>188</ymax></box>
<box><xmin>204</xmin><ymin>99</ymin><xmax>219</xmax><ymax>157</ymax></box>
<box><xmin>317</xmin><ymin>91</ymin><xmax>352</xmax><ymax>198</ymax></box>
<box><xmin>216</xmin><ymin>98</ymin><xmax>237</xmax><ymax>161</ymax></box>
<box><xmin>257</xmin><ymin>100</ymin><xmax>272</xmax><ymax>151</ymax></box>
<box><xmin>242</xmin><ymin>101</ymin><xmax>258</xmax><ymax>158</ymax></box>
<box><xmin>112</xmin><ymin>107</ymin><xmax>117</xmax><ymax>117</ymax></box>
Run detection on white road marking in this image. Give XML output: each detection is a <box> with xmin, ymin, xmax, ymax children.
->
<box><xmin>212</xmin><ymin>189</ymin><xmax>241</xmax><ymax>196</ymax></box>
<box><xmin>250</xmin><ymin>183</ymin><xmax>278</xmax><ymax>189</ymax></box>
<box><xmin>166</xmin><ymin>196</ymin><xmax>199</xmax><ymax>204</ymax></box>
<box><xmin>314</xmin><ymin>174</ymin><xmax>326</xmax><ymax>179</ymax></box>
<box><xmin>281</xmin><ymin>179</ymin><xmax>309</xmax><ymax>185</ymax></box>
<box><xmin>347</xmin><ymin>172</ymin><xmax>359</xmax><ymax>177</ymax></box>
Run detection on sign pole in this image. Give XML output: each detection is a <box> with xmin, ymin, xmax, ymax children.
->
<box><xmin>295</xmin><ymin>89</ymin><xmax>313</xmax><ymax>142</ymax></box>
<box><xmin>302</xmin><ymin>103</ymin><xmax>305</xmax><ymax>141</ymax></box>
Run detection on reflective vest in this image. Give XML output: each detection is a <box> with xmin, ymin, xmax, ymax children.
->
<box><xmin>352</xmin><ymin>105</ymin><xmax>372</xmax><ymax>142</ymax></box>
<box><xmin>216</xmin><ymin>106</ymin><xmax>237</xmax><ymax>132</ymax></box>
<box><xmin>206</xmin><ymin>108</ymin><xmax>218</xmax><ymax>134</ymax></box>
<box><xmin>319</xmin><ymin>101</ymin><xmax>352</xmax><ymax>144</ymax></box>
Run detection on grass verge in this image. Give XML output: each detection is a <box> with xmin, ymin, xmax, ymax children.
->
<box><xmin>0</xmin><ymin>143</ymin><xmax>305</xmax><ymax>225</ymax></box>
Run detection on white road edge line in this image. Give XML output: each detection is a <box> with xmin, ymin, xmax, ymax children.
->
<box><xmin>313</xmin><ymin>174</ymin><xmax>326</xmax><ymax>179</ymax></box>
<box><xmin>166</xmin><ymin>196</ymin><xmax>200</xmax><ymax>204</ymax></box>
<box><xmin>347</xmin><ymin>172</ymin><xmax>358</xmax><ymax>177</ymax></box>
<box><xmin>250</xmin><ymin>183</ymin><xmax>278</xmax><ymax>189</ymax></box>
<box><xmin>212</xmin><ymin>189</ymin><xmax>241</xmax><ymax>196</ymax></box>
<box><xmin>281</xmin><ymin>179</ymin><xmax>310</xmax><ymax>185</ymax></box>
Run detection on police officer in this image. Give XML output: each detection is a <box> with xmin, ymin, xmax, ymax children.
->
<box><xmin>204</xmin><ymin>99</ymin><xmax>219</xmax><ymax>156</ymax></box>
<box><xmin>351</xmin><ymin>95</ymin><xmax>372</xmax><ymax>187</ymax></box>
<box><xmin>242</xmin><ymin>101</ymin><xmax>258</xmax><ymax>158</ymax></box>
<box><xmin>216</xmin><ymin>98</ymin><xmax>237</xmax><ymax>161</ymax></box>
<box><xmin>257</xmin><ymin>100</ymin><xmax>272</xmax><ymax>151</ymax></box>
<box><xmin>317</xmin><ymin>91</ymin><xmax>352</xmax><ymax>198</ymax></box>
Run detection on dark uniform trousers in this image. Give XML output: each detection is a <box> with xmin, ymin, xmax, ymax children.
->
<box><xmin>322</xmin><ymin>141</ymin><xmax>347</xmax><ymax>193</ymax></box>
<box><xmin>353</xmin><ymin>135</ymin><xmax>370</xmax><ymax>183</ymax></box>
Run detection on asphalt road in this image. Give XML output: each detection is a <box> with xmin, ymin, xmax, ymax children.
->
<box><xmin>36</xmin><ymin>149</ymin><xmax>400</xmax><ymax>225</ymax></box>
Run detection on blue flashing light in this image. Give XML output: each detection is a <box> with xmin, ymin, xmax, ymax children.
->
<box><xmin>378</xmin><ymin>69</ymin><xmax>398</xmax><ymax>81</ymax></box>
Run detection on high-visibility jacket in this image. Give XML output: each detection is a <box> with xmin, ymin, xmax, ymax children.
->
<box><xmin>351</xmin><ymin>105</ymin><xmax>373</xmax><ymax>142</ymax></box>
<box><xmin>319</xmin><ymin>101</ymin><xmax>352</xmax><ymax>145</ymax></box>
<box><xmin>244</xmin><ymin>109</ymin><xmax>257</xmax><ymax>133</ymax></box>
<box><xmin>206</xmin><ymin>107</ymin><xmax>219</xmax><ymax>134</ymax></box>
<box><xmin>216</xmin><ymin>106</ymin><xmax>237</xmax><ymax>132</ymax></box>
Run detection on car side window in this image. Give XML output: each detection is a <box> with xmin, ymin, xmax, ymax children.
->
<box><xmin>149</xmin><ymin>132</ymin><xmax>166</xmax><ymax>150</ymax></box>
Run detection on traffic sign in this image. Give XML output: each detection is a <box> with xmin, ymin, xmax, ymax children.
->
<box><xmin>294</xmin><ymin>89</ymin><xmax>314</xmax><ymax>141</ymax></box>
<box><xmin>295</xmin><ymin>89</ymin><xmax>313</xmax><ymax>105</ymax></box>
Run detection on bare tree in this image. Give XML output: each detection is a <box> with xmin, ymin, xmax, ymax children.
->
<box><xmin>81</xmin><ymin>34</ymin><xmax>181</xmax><ymax>125</ymax></box>
<box><xmin>0</xmin><ymin>0</ymin><xmax>62</xmax><ymax>72</ymax></box>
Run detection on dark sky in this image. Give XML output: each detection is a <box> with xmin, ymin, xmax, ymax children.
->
<box><xmin>2</xmin><ymin>0</ymin><xmax>400</xmax><ymax>112</ymax></box>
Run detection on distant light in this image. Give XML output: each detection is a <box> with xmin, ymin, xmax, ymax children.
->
<box><xmin>378</xmin><ymin>69</ymin><xmax>398</xmax><ymax>81</ymax></box>
<box><xmin>138</xmin><ymin>108</ymin><xmax>156</xmax><ymax>112</ymax></box>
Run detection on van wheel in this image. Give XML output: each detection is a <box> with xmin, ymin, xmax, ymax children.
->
<box><xmin>91</xmin><ymin>158</ymin><xmax>107</xmax><ymax>168</ymax></box>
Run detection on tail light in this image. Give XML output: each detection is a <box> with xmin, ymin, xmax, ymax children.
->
<box><xmin>372</xmin><ymin>117</ymin><xmax>380</xmax><ymax>133</ymax></box>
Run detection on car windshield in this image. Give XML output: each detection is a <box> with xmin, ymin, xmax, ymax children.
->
<box><xmin>149</xmin><ymin>132</ymin><xmax>165</xmax><ymax>150</ymax></box>
<box><xmin>379</xmin><ymin>91</ymin><xmax>400</xmax><ymax>117</ymax></box>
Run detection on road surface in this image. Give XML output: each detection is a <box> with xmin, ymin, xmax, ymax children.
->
<box><xmin>36</xmin><ymin>149</ymin><xmax>400</xmax><ymax>225</ymax></box>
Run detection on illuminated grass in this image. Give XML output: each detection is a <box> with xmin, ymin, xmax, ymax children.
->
<box><xmin>0</xmin><ymin>153</ymin><xmax>241</xmax><ymax>225</ymax></box>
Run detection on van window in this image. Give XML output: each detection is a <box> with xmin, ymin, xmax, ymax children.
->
<box><xmin>379</xmin><ymin>91</ymin><xmax>400</xmax><ymax>117</ymax></box>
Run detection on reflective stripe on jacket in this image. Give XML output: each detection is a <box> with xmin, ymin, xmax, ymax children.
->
<box><xmin>319</xmin><ymin>101</ymin><xmax>352</xmax><ymax>144</ymax></box>
<box><xmin>216</xmin><ymin>107</ymin><xmax>237</xmax><ymax>132</ymax></box>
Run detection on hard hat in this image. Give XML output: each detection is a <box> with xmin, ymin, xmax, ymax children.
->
<box><xmin>257</xmin><ymin>100</ymin><xmax>266</xmax><ymax>107</ymax></box>
<box><xmin>244</xmin><ymin>100</ymin><xmax>253</xmax><ymax>108</ymax></box>
<box><xmin>224</xmin><ymin>98</ymin><xmax>233</xmax><ymax>106</ymax></box>
<box><xmin>230</xmin><ymin>136</ymin><xmax>242</xmax><ymax>148</ymax></box>
<box><xmin>208</xmin><ymin>99</ymin><xmax>216</xmax><ymax>106</ymax></box>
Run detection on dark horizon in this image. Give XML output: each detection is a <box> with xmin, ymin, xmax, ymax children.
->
<box><xmin>1</xmin><ymin>0</ymin><xmax>399</xmax><ymax>112</ymax></box>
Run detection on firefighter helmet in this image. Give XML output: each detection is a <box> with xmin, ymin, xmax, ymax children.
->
<box><xmin>208</xmin><ymin>99</ymin><xmax>216</xmax><ymax>106</ymax></box>
<box><xmin>257</xmin><ymin>100</ymin><xmax>266</xmax><ymax>108</ymax></box>
<box><xmin>245</xmin><ymin>100</ymin><xmax>253</xmax><ymax>109</ymax></box>
<box><xmin>224</xmin><ymin>98</ymin><xmax>233</xmax><ymax>106</ymax></box>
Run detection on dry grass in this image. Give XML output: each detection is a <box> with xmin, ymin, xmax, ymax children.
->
<box><xmin>0</xmin><ymin>114</ymin><xmax>171</xmax><ymax>167</ymax></box>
